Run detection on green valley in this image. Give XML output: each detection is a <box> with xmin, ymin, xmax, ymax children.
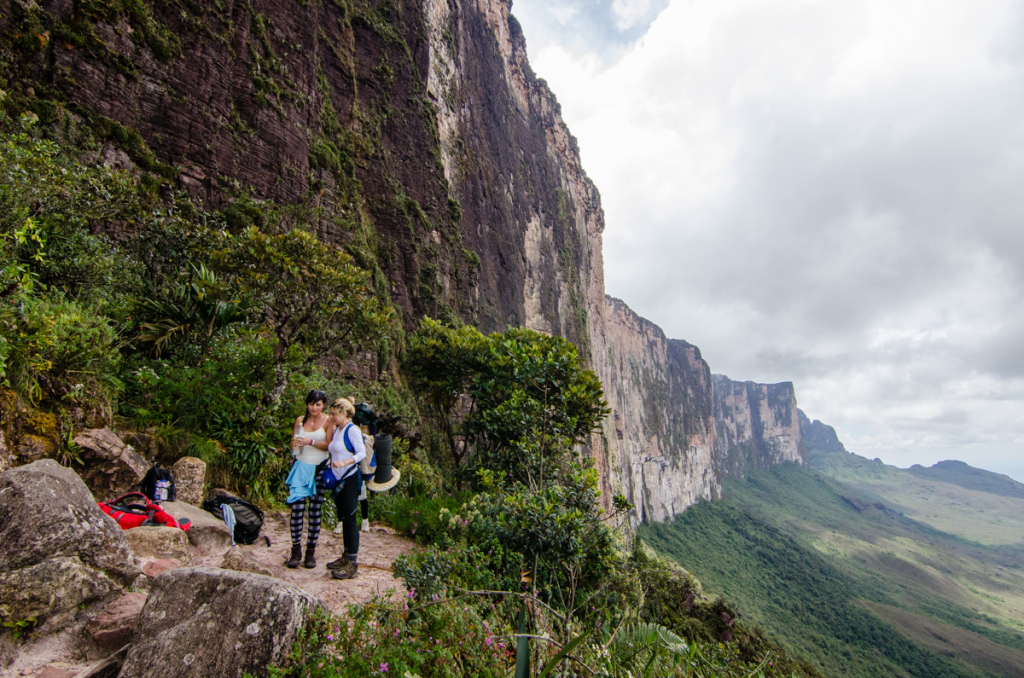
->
<box><xmin>640</xmin><ymin>459</ymin><xmax>1024</xmax><ymax>677</ymax></box>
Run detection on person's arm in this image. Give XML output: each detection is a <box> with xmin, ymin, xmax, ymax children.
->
<box><xmin>290</xmin><ymin>418</ymin><xmax>303</xmax><ymax>455</ymax></box>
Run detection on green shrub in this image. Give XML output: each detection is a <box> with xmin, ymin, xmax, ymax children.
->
<box><xmin>0</xmin><ymin>293</ymin><xmax>122</xmax><ymax>409</ymax></box>
<box><xmin>268</xmin><ymin>598</ymin><xmax>514</xmax><ymax>678</ymax></box>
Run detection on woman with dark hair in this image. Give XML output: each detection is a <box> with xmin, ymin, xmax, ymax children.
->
<box><xmin>283</xmin><ymin>389</ymin><xmax>333</xmax><ymax>568</ymax></box>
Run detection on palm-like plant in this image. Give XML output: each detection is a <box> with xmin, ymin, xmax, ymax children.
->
<box><xmin>138</xmin><ymin>263</ymin><xmax>247</xmax><ymax>357</ymax></box>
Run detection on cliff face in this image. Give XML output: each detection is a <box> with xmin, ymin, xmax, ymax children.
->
<box><xmin>0</xmin><ymin>0</ymin><xmax>800</xmax><ymax>525</ymax></box>
<box><xmin>597</xmin><ymin>298</ymin><xmax>805</xmax><ymax>523</ymax></box>
<box><xmin>599</xmin><ymin>297</ymin><xmax>719</xmax><ymax>523</ymax></box>
<box><xmin>712</xmin><ymin>375</ymin><xmax>806</xmax><ymax>479</ymax></box>
<box><xmin>1</xmin><ymin>0</ymin><xmax>598</xmax><ymax>336</ymax></box>
<box><xmin>798</xmin><ymin>409</ymin><xmax>847</xmax><ymax>455</ymax></box>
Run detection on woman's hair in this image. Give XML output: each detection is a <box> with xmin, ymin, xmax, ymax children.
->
<box><xmin>329</xmin><ymin>397</ymin><xmax>355</xmax><ymax>418</ymax></box>
<box><xmin>302</xmin><ymin>390</ymin><xmax>327</xmax><ymax>425</ymax></box>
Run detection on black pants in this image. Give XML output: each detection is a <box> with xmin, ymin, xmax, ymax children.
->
<box><xmin>333</xmin><ymin>472</ymin><xmax>360</xmax><ymax>557</ymax></box>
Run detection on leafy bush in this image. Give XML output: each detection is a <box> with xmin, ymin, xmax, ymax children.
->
<box><xmin>0</xmin><ymin>293</ymin><xmax>122</xmax><ymax>410</ymax></box>
<box><xmin>267</xmin><ymin>598</ymin><xmax>513</xmax><ymax>678</ymax></box>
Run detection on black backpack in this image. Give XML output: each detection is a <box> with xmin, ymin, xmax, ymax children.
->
<box><xmin>203</xmin><ymin>494</ymin><xmax>264</xmax><ymax>545</ymax></box>
<box><xmin>353</xmin><ymin>402</ymin><xmax>380</xmax><ymax>434</ymax></box>
<box><xmin>141</xmin><ymin>462</ymin><xmax>176</xmax><ymax>502</ymax></box>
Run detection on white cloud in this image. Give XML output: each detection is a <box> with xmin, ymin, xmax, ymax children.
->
<box><xmin>515</xmin><ymin>0</ymin><xmax>1024</xmax><ymax>480</ymax></box>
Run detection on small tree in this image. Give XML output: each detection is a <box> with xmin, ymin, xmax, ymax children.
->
<box><xmin>215</xmin><ymin>226</ymin><xmax>392</xmax><ymax>406</ymax></box>
<box><xmin>404</xmin><ymin>321</ymin><xmax>614</xmax><ymax>617</ymax></box>
<box><xmin>403</xmin><ymin>317</ymin><xmax>490</xmax><ymax>462</ymax></box>
<box><xmin>137</xmin><ymin>262</ymin><xmax>246</xmax><ymax>358</ymax></box>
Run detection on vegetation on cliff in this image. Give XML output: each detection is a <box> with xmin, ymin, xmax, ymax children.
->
<box><xmin>0</xmin><ymin>110</ymin><xmax>819</xmax><ymax>675</ymax></box>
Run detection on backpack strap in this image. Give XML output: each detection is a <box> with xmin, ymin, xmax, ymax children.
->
<box><xmin>342</xmin><ymin>423</ymin><xmax>355</xmax><ymax>453</ymax></box>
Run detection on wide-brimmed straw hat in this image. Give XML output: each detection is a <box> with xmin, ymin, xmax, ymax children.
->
<box><xmin>366</xmin><ymin>467</ymin><xmax>401</xmax><ymax>493</ymax></box>
<box><xmin>366</xmin><ymin>432</ymin><xmax>401</xmax><ymax>493</ymax></box>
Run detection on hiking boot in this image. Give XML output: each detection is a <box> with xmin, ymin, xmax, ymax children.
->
<box><xmin>326</xmin><ymin>552</ymin><xmax>350</xmax><ymax>570</ymax></box>
<box><xmin>360</xmin><ymin>520</ymin><xmax>370</xmax><ymax>533</ymax></box>
<box><xmin>331</xmin><ymin>561</ymin><xmax>358</xmax><ymax>580</ymax></box>
<box><xmin>285</xmin><ymin>544</ymin><xmax>302</xmax><ymax>569</ymax></box>
<box><xmin>303</xmin><ymin>544</ymin><xmax>317</xmax><ymax>569</ymax></box>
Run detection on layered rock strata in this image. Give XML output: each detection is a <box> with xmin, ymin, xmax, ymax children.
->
<box><xmin>597</xmin><ymin>299</ymin><xmax>805</xmax><ymax>524</ymax></box>
<box><xmin>0</xmin><ymin>0</ymin><xmax>805</xmax><ymax>526</ymax></box>
<box><xmin>599</xmin><ymin>297</ymin><xmax>719</xmax><ymax>523</ymax></box>
<box><xmin>712</xmin><ymin>375</ymin><xmax>806</xmax><ymax>479</ymax></box>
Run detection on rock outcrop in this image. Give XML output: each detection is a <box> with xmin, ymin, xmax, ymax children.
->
<box><xmin>712</xmin><ymin>376</ymin><xmax>806</xmax><ymax>478</ymax></box>
<box><xmin>799</xmin><ymin>409</ymin><xmax>848</xmax><ymax>455</ymax></box>
<box><xmin>160</xmin><ymin>501</ymin><xmax>233</xmax><ymax>551</ymax></box>
<box><xmin>595</xmin><ymin>299</ymin><xmax>806</xmax><ymax>523</ymax></box>
<box><xmin>169</xmin><ymin>457</ymin><xmax>206</xmax><ymax>506</ymax></box>
<box><xmin>0</xmin><ymin>460</ymin><xmax>139</xmax><ymax>623</ymax></box>
<box><xmin>72</xmin><ymin>428</ymin><xmax>150</xmax><ymax>501</ymax></box>
<box><xmin>598</xmin><ymin>298</ymin><xmax>719</xmax><ymax>523</ymax></box>
<box><xmin>124</xmin><ymin>527</ymin><xmax>195</xmax><ymax>566</ymax></box>
<box><xmin>220</xmin><ymin>546</ymin><xmax>274</xmax><ymax>578</ymax></box>
<box><xmin>85</xmin><ymin>592</ymin><xmax>148</xmax><ymax>653</ymax></box>
<box><xmin>119</xmin><ymin>567</ymin><xmax>323</xmax><ymax>678</ymax></box>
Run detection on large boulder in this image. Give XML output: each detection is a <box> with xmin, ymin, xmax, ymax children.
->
<box><xmin>169</xmin><ymin>456</ymin><xmax>205</xmax><ymax>506</ymax></box>
<box><xmin>124</xmin><ymin>527</ymin><xmax>194</xmax><ymax>566</ymax></box>
<box><xmin>119</xmin><ymin>568</ymin><xmax>324</xmax><ymax>678</ymax></box>
<box><xmin>72</xmin><ymin>428</ymin><xmax>149</xmax><ymax>501</ymax></box>
<box><xmin>160</xmin><ymin>501</ymin><xmax>233</xmax><ymax>551</ymax></box>
<box><xmin>0</xmin><ymin>460</ymin><xmax>139</xmax><ymax>623</ymax></box>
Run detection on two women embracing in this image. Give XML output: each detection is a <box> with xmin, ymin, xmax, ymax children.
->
<box><xmin>284</xmin><ymin>390</ymin><xmax>365</xmax><ymax>580</ymax></box>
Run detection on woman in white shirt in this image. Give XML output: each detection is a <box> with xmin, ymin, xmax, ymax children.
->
<box><xmin>317</xmin><ymin>397</ymin><xmax>365</xmax><ymax>579</ymax></box>
<box><xmin>284</xmin><ymin>390</ymin><xmax>333</xmax><ymax>569</ymax></box>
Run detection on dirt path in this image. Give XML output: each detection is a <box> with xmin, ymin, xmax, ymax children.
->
<box><xmin>193</xmin><ymin>509</ymin><xmax>417</xmax><ymax>613</ymax></box>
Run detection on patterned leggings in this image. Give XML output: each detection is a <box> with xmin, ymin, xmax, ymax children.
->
<box><xmin>289</xmin><ymin>466</ymin><xmax>325</xmax><ymax>545</ymax></box>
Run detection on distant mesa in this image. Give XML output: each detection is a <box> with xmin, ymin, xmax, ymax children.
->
<box><xmin>798</xmin><ymin>409</ymin><xmax>847</xmax><ymax>455</ymax></box>
<box><xmin>907</xmin><ymin>459</ymin><xmax>1024</xmax><ymax>500</ymax></box>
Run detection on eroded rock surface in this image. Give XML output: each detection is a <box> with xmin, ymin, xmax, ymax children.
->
<box><xmin>160</xmin><ymin>501</ymin><xmax>232</xmax><ymax>551</ymax></box>
<box><xmin>220</xmin><ymin>546</ymin><xmax>273</xmax><ymax>577</ymax></box>
<box><xmin>124</xmin><ymin>527</ymin><xmax>194</xmax><ymax>566</ymax></box>
<box><xmin>169</xmin><ymin>457</ymin><xmax>206</xmax><ymax>506</ymax></box>
<box><xmin>85</xmin><ymin>591</ymin><xmax>148</xmax><ymax>652</ymax></box>
<box><xmin>119</xmin><ymin>567</ymin><xmax>323</xmax><ymax>678</ymax></box>
<box><xmin>72</xmin><ymin>428</ymin><xmax>149</xmax><ymax>501</ymax></box>
<box><xmin>0</xmin><ymin>429</ymin><xmax>12</xmax><ymax>473</ymax></box>
<box><xmin>0</xmin><ymin>460</ymin><xmax>139</xmax><ymax>623</ymax></box>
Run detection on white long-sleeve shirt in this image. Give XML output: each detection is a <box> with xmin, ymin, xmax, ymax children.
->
<box><xmin>327</xmin><ymin>423</ymin><xmax>366</xmax><ymax>480</ymax></box>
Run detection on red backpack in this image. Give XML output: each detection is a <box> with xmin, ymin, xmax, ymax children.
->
<box><xmin>98</xmin><ymin>492</ymin><xmax>192</xmax><ymax>531</ymax></box>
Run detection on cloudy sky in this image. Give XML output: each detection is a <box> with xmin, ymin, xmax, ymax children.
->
<box><xmin>510</xmin><ymin>0</ymin><xmax>1024</xmax><ymax>481</ymax></box>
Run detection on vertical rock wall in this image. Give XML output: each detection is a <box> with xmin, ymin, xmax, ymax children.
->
<box><xmin>599</xmin><ymin>298</ymin><xmax>719</xmax><ymax>523</ymax></box>
<box><xmin>712</xmin><ymin>375</ymin><xmax>807</xmax><ymax>480</ymax></box>
<box><xmin>422</xmin><ymin>0</ymin><xmax>604</xmax><ymax>347</ymax></box>
<box><xmin>598</xmin><ymin>299</ymin><xmax>806</xmax><ymax>524</ymax></box>
<box><xmin>0</xmin><ymin>0</ymin><xmax>804</xmax><ymax>527</ymax></box>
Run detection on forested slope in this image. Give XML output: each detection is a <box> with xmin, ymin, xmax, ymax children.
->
<box><xmin>641</xmin><ymin>463</ymin><xmax>1024</xmax><ymax>678</ymax></box>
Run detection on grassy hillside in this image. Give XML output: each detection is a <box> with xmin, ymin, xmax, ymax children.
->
<box><xmin>639</xmin><ymin>463</ymin><xmax>1024</xmax><ymax>677</ymax></box>
<box><xmin>811</xmin><ymin>451</ymin><xmax>1024</xmax><ymax>547</ymax></box>
<box><xmin>906</xmin><ymin>460</ymin><xmax>1024</xmax><ymax>500</ymax></box>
